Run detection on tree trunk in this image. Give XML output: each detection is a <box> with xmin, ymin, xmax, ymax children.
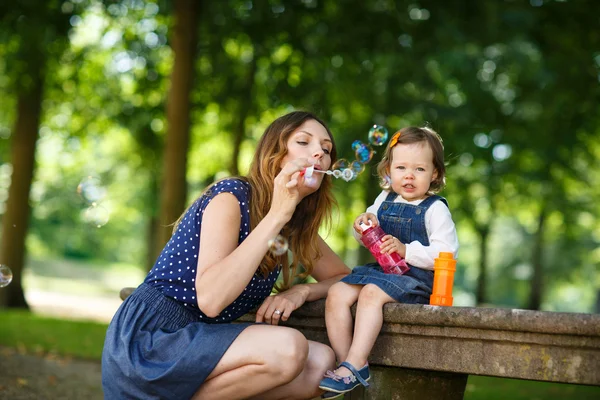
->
<box><xmin>230</xmin><ymin>56</ymin><xmax>257</xmax><ymax>176</ymax></box>
<box><xmin>0</xmin><ymin>72</ymin><xmax>44</xmax><ymax>309</ymax></box>
<box><xmin>146</xmin><ymin>171</ymin><xmax>160</xmax><ymax>272</ymax></box>
<box><xmin>527</xmin><ymin>205</ymin><xmax>547</xmax><ymax>310</ymax></box>
<box><xmin>157</xmin><ymin>0</ymin><xmax>200</xmax><ymax>249</ymax></box>
<box><xmin>475</xmin><ymin>226</ymin><xmax>489</xmax><ymax>305</ymax></box>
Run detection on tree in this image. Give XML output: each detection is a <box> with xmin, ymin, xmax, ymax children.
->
<box><xmin>156</xmin><ymin>0</ymin><xmax>200</xmax><ymax>249</ymax></box>
<box><xmin>0</xmin><ymin>1</ymin><xmax>76</xmax><ymax>308</ymax></box>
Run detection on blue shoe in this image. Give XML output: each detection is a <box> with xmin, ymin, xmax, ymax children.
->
<box><xmin>318</xmin><ymin>361</ymin><xmax>370</xmax><ymax>394</ymax></box>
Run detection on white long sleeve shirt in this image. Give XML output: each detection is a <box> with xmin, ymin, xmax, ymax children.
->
<box><xmin>353</xmin><ymin>190</ymin><xmax>459</xmax><ymax>270</ymax></box>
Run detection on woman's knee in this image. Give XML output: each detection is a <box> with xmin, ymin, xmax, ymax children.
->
<box><xmin>269</xmin><ymin>329</ymin><xmax>309</xmax><ymax>381</ymax></box>
<box><xmin>307</xmin><ymin>342</ymin><xmax>335</xmax><ymax>372</ymax></box>
<box><xmin>303</xmin><ymin>343</ymin><xmax>335</xmax><ymax>396</ymax></box>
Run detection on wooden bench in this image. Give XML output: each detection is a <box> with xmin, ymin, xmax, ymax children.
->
<box><xmin>119</xmin><ymin>288</ymin><xmax>600</xmax><ymax>399</ymax></box>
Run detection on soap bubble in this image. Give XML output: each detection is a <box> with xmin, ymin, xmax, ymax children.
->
<box><xmin>368</xmin><ymin>125</ymin><xmax>389</xmax><ymax>146</ymax></box>
<box><xmin>332</xmin><ymin>170</ymin><xmax>342</xmax><ymax>178</ymax></box>
<box><xmin>341</xmin><ymin>168</ymin><xmax>354</xmax><ymax>182</ymax></box>
<box><xmin>83</xmin><ymin>203</ymin><xmax>110</xmax><ymax>228</ymax></box>
<box><xmin>351</xmin><ymin>140</ymin><xmax>366</xmax><ymax>151</ymax></box>
<box><xmin>268</xmin><ymin>235</ymin><xmax>289</xmax><ymax>256</ymax></box>
<box><xmin>355</xmin><ymin>144</ymin><xmax>374</xmax><ymax>163</ymax></box>
<box><xmin>0</xmin><ymin>265</ymin><xmax>13</xmax><ymax>288</ymax></box>
<box><xmin>77</xmin><ymin>176</ymin><xmax>106</xmax><ymax>204</ymax></box>
<box><xmin>332</xmin><ymin>158</ymin><xmax>349</xmax><ymax>171</ymax></box>
<box><xmin>350</xmin><ymin>160</ymin><xmax>365</xmax><ymax>175</ymax></box>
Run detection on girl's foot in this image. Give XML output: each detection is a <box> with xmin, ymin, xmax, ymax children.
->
<box><xmin>318</xmin><ymin>361</ymin><xmax>370</xmax><ymax>394</ymax></box>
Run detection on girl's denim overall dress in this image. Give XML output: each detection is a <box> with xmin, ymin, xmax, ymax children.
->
<box><xmin>341</xmin><ymin>193</ymin><xmax>448</xmax><ymax>303</ymax></box>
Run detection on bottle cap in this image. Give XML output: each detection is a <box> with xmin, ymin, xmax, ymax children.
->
<box><xmin>434</xmin><ymin>252</ymin><xmax>457</xmax><ymax>270</ymax></box>
<box><xmin>359</xmin><ymin>221</ymin><xmax>372</xmax><ymax>233</ymax></box>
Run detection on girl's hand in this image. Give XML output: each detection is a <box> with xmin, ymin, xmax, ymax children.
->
<box><xmin>379</xmin><ymin>234</ymin><xmax>406</xmax><ymax>258</ymax></box>
<box><xmin>255</xmin><ymin>284</ymin><xmax>310</xmax><ymax>325</ymax></box>
<box><xmin>270</xmin><ymin>158</ymin><xmax>313</xmax><ymax>222</ymax></box>
<box><xmin>353</xmin><ymin>212</ymin><xmax>378</xmax><ymax>233</ymax></box>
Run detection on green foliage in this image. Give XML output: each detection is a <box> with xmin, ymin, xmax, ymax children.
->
<box><xmin>0</xmin><ymin>0</ymin><xmax>599</xmax><ymax>310</ymax></box>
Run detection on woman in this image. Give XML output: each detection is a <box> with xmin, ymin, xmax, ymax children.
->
<box><xmin>102</xmin><ymin>111</ymin><xmax>350</xmax><ymax>399</ymax></box>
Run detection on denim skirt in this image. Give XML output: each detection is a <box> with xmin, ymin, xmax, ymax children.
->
<box><xmin>340</xmin><ymin>263</ymin><xmax>434</xmax><ymax>304</ymax></box>
<box><xmin>101</xmin><ymin>283</ymin><xmax>252</xmax><ymax>399</ymax></box>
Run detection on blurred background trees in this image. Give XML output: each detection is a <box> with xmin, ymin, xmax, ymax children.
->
<box><xmin>0</xmin><ymin>0</ymin><xmax>598</xmax><ymax>313</ymax></box>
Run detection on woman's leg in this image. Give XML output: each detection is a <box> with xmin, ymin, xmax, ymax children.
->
<box><xmin>325</xmin><ymin>282</ymin><xmax>362</xmax><ymax>364</ymax></box>
<box><xmin>337</xmin><ymin>284</ymin><xmax>395</xmax><ymax>376</ymax></box>
<box><xmin>192</xmin><ymin>325</ymin><xmax>334</xmax><ymax>400</ymax></box>
<box><xmin>248</xmin><ymin>340</ymin><xmax>335</xmax><ymax>400</ymax></box>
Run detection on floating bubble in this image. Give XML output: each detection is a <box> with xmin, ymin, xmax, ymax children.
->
<box><xmin>0</xmin><ymin>264</ymin><xmax>13</xmax><ymax>288</ymax></box>
<box><xmin>355</xmin><ymin>144</ymin><xmax>374</xmax><ymax>163</ymax></box>
<box><xmin>332</xmin><ymin>170</ymin><xmax>342</xmax><ymax>179</ymax></box>
<box><xmin>350</xmin><ymin>160</ymin><xmax>365</xmax><ymax>175</ymax></box>
<box><xmin>368</xmin><ymin>125</ymin><xmax>389</xmax><ymax>146</ymax></box>
<box><xmin>268</xmin><ymin>235</ymin><xmax>289</xmax><ymax>256</ymax></box>
<box><xmin>77</xmin><ymin>176</ymin><xmax>106</xmax><ymax>204</ymax></box>
<box><xmin>332</xmin><ymin>158</ymin><xmax>349</xmax><ymax>171</ymax></box>
<box><xmin>351</xmin><ymin>140</ymin><xmax>366</xmax><ymax>151</ymax></box>
<box><xmin>341</xmin><ymin>168</ymin><xmax>354</xmax><ymax>182</ymax></box>
<box><xmin>83</xmin><ymin>203</ymin><xmax>110</xmax><ymax>228</ymax></box>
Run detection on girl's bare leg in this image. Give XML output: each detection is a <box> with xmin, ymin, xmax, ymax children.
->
<box><xmin>325</xmin><ymin>282</ymin><xmax>362</xmax><ymax>363</ymax></box>
<box><xmin>337</xmin><ymin>284</ymin><xmax>395</xmax><ymax>377</ymax></box>
<box><xmin>192</xmin><ymin>324</ymin><xmax>334</xmax><ymax>400</ymax></box>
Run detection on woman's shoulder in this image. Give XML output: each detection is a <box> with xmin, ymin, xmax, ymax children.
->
<box><xmin>208</xmin><ymin>178</ymin><xmax>251</xmax><ymax>198</ymax></box>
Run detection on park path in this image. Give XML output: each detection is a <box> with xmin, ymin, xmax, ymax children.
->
<box><xmin>0</xmin><ymin>345</ymin><xmax>103</xmax><ymax>400</ymax></box>
<box><xmin>25</xmin><ymin>289</ymin><xmax>122</xmax><ymax>323</ymax></box>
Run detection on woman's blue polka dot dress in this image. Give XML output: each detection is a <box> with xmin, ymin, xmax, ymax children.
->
<box><xmin>102</xmin><ymin>178</ymin><xmax>281</xmax><ymax>399</ymax></box>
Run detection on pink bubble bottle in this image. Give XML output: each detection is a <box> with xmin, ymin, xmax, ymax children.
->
<box><xmin>359</xmin><ymin>222</ymin><xmax>410</xmax><ymax>275</ymax></box>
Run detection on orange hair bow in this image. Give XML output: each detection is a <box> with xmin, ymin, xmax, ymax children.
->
<box><xmin>388</xmin><ymin>131</ymin><xmax>401</xmax><ymax>148</ymax></box>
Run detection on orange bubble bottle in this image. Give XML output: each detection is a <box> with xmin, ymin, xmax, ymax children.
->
<box><xmin>429</xmin><ymin>252</ymin><xmax>457</xmax><ymax>306</ymax></box>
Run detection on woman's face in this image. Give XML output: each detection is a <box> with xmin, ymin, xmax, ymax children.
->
<box><xmin>281</xmin><ymin>119</ymin><xmax>333</xmax><ymax>196</ymax></box>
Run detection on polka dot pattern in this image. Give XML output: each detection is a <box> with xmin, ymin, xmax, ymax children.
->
<box><xmin>145</xmin><ymin>178</ymin><xmax>280</xmax><ymax>323</ymax></box>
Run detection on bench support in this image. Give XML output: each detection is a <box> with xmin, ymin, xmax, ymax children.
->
<box><xmin>345</xmin><ymin>366</ymin><xmax>467</xmax><ymax>400</ymax></box>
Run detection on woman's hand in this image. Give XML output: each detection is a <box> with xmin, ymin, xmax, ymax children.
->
<box><xmin>255</xmin><ymin>284</ymin><xmax>310</xmax><ymax>325</ymax></box>
<box><xmin>353</xmin><ymin>212</ymin><xmax>378</xmax><ymax>234</ymax></box>
<box><xmin>379</xmin><ymin>234</ymin><xmax>406</xmax><ymax>258</ymax></box>
<box><xmin>270</xmin><ymin>158</ymin><xmax>313</xmax><ymax>223</ymax></box>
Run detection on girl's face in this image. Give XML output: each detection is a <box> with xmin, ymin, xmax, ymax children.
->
<box><xmin>281</xmin><ymin>119</ymin><xmax>333</xmax><ymax>196</ymax></box>
<box><xmin>388</xmin><ymin>142</ymin><xmax>438</xmax><ymax>201</ymax></box>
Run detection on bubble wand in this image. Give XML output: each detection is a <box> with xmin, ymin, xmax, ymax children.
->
<box><xmin>303</xmin><ymin>165</ymin><xmax>354</xmax><ymax>182</ymax></box>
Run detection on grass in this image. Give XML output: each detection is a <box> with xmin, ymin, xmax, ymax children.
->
<box><xmin>464</xmin><ymin>375</ymin><xmax>600</xmax><ymax>400</ymax></box>
<box><xmin>0</xmin><ymin>309</ymin><xmax>108</xmax><ymax>360</ymax></box>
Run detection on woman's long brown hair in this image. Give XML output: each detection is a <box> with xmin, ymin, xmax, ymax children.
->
<box><xmin>174</xmin><ymin>111</ymin><xmax>338</xmax><ymax>291</ymax></box>
<box><xmin>246</xmin><ymin>111</ymin><xmax>338</xmax><ymax>291</ymax></box>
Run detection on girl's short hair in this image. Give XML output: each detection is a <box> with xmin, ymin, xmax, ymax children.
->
<box><xmin>376</xmin><ymin>126</ymin><xmax>446</xmax><ymax>193</ymax></box>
